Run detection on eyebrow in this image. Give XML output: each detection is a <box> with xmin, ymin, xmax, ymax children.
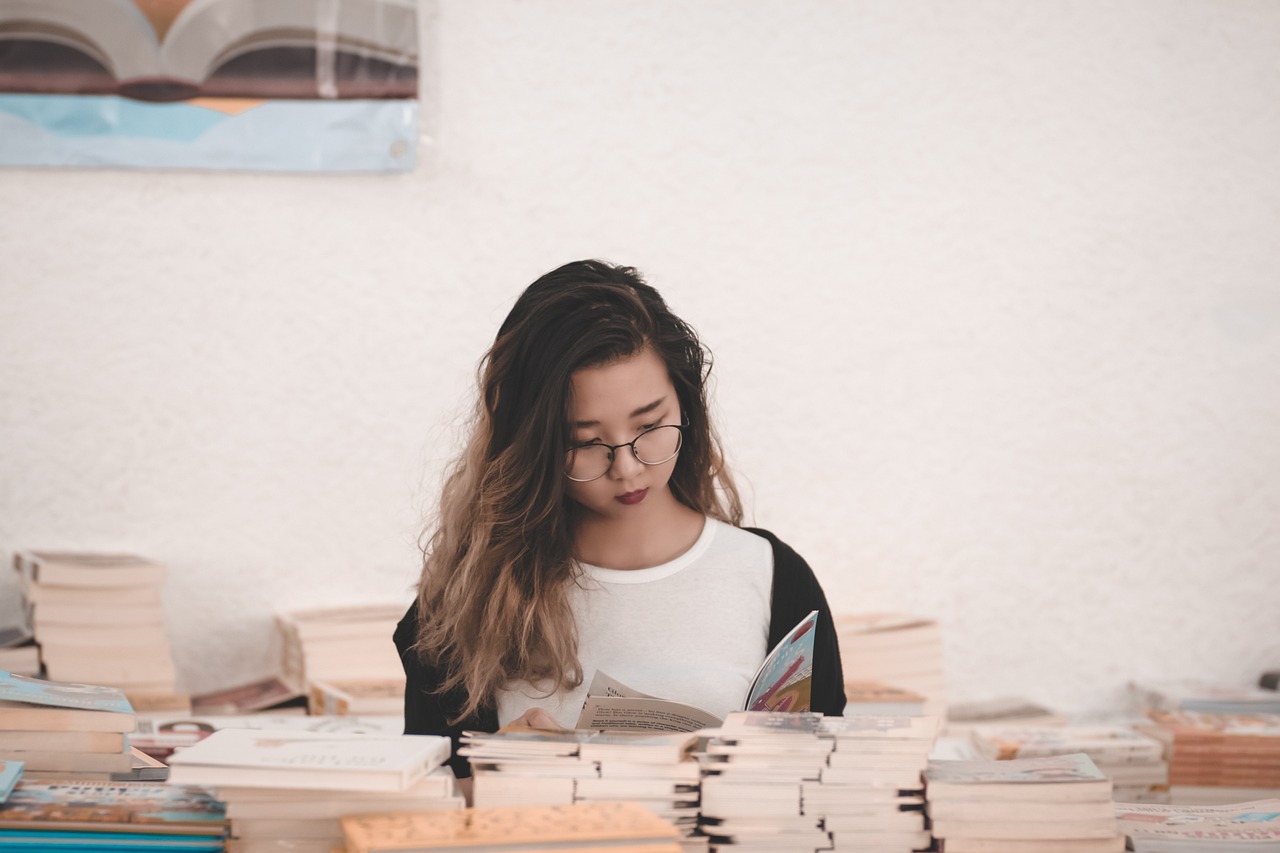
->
<box><xmin>572</xmin><ymin>396</ymin><xmax>666</xmax><ymax>429</ymax></box>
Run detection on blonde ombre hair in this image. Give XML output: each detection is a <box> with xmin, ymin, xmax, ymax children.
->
<box><xmin>411</xmin><ymin>260</ymin><xmax>743</xmax><ymax>721</ymax></box>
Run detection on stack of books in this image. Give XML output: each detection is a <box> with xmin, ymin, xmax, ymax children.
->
<box><xmin>1139</xmin><ymin>710</ymin><xmax>1280</xmax><ymax>804</ymax></box>
<box><xmin>699</xmin><ymin>711</ymin><xmax>935</xmax><ymax>852</ymax></box>
<box><xmin>944</xmin><ymin>695</ymin><xmax>1066</xmax><ymax>738</ymax></box>
<box><xmin>923</xmin><ymin>753</ymin><xmax>1125</xmax><ymax>853</ymax></box>
<box><xmin>275</xmin><ymin>603</ymin><xmax>407</xmax><ymax>705</ymax></box>
<box><xmin>835</xmin><ymin>613</ymin><xmax>947</xmax><ymax>716</ymax></box>
<box><xmin>971</xmin><ymin>723</ymin><xmax>1170</xmax><ymax>802</ymax></box>
<box><xmin>1115</xmin><ymin>798</ymin><xmax>1280</xmax><ymax>851</ymax></box>
<box><xmin>167</xmin><ymin>728</ymin><xmax>461</xmax><ymax>853</ymax></box>
<box><xmin>341</xmin><ymin>801</ymin><xmax>683</xmax><ymax>853</ymax></box>
<box><xmin>1130</xmin><ymin>679</ymin><xmax>1280</xmax><ymax>715</ymax></box>
<box><xmin>461</xmin><ymin>729</ymin><xmax>703</xmax><ymax>848</ymax></box>
<box><xmin>0</xmin><ymin>670</ymin><xmax>138</xmax><ymax>780</ymax></box>
<box><xmin>13</xmin><ymin>551</ymin><xmax>185</xmax><ymax>709</ymax></box>
<box><xmin>0</xmin><ymin>779</ymin><xmax>227</xmax><ymax>852</ymax></box>
<box><xmin>817</xmin><ymin>714</ymin><xmax>939</xmax><ymax>851</ymax></box>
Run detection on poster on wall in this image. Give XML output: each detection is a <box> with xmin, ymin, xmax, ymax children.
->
<box><xmin>0</xmin><ymin>0</ymin><xmax>419</xmax><ymax>172</ymax></box>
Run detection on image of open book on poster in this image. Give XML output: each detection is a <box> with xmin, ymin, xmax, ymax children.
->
<box><xmin>575</xmin><ymin>610</ymin><xmax>819</xmax><ymax>732</ymax></box>
<box><xmin>0</xmin><ymin>0</ymin><xmax>418</xmax><ymax>102</ymax></box>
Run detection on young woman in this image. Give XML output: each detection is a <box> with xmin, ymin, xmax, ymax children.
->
<box><xmin>395</xmin><ymin>260</ymin><xmax>845</xmax><ymax>783</ymax></box>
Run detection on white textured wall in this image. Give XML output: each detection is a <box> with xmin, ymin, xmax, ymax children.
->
<box><xmin>1</xmin><ymin>1</ymin><xmax>1278</xmax><ymax>716</ymax></box>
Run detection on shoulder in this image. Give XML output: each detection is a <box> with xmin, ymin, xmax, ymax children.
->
<box><xmin>742</xmin><ymin>526</ymin><xmax>814</xmax><ymax>578</ymax></box>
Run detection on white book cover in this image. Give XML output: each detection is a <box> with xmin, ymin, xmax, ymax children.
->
<box><xmin>166</xmin><ymin>728</ymin><xmax>449</xmax><ymax>793</ymax></box>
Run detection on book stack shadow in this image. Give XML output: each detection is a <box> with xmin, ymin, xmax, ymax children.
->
<box><xmin>166</xmin><ymin>728</ymin><xmax>463</xmax><ymax>853</ymax></box>
<box><xmin>14</xmin><ymin>551</ymin><xmax>186</xmax><ymax>711</ymax></box>
<box><xmin>699</xmin><ymin>711</ymin><xmax>936</xmax><ymax>852</ymax></box>
<box><xmin>461</xmin><ymin>729</ymin><xmax>702</xmax><ymax>849</ymax></box>
<box><xmin>923</xmin><ymin>753</ymin><xmax>1125</xmax><ymax>853</ymax></box>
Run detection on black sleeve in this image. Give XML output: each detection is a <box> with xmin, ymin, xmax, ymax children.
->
<box><xmin>394</xmin><ymin>604</ymin><xmax>498</xmax><ymax>779</ymax></box>
<box><xmin>746</xmin><ymin>527</ymin><xmax>847</xmax><ymax>717</ymax></box>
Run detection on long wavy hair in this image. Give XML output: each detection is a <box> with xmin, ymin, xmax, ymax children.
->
<box><xmin>412</xmin><ymin>260</ymin><xmax>743</xmax><ymax>720</ymax></box>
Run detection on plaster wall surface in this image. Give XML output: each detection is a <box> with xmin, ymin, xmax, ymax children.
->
<box><xmin>1</xmin><ymin>0</ymin><xmax>1277</xmax><ymax>715</ymax></box>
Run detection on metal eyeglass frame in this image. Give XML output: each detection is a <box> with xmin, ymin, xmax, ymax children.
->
<box><xmin>563</xmin><ymin>419</ymin><xmax>689</xmax><ymax>483</ymax></box>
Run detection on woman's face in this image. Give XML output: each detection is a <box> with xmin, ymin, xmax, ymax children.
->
<box><xmin>563</xmin><ymin>346</ymin><xmax>683</xmax><ymax>521</ymax></box>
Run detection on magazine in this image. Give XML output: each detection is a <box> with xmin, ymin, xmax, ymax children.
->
<box><xmin>575</xmin><ymin>611</ymin><xmax>818</xmax><ymax>732</ymax></box>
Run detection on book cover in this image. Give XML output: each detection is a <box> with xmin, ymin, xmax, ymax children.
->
<box><xmin>166</xmin><ymin>729</ymin><xmax>449</xmax><ymax>793</ymax></box>
<box><xmin>0</xmin><ymin>780</ymin><xmax>226</xmax><ymax>835</ymax></box>
<box><xmin>972</xmin><ymin>725</ymin><xmax>1165</xmax><ymax>763</ymax></box>
<box><xmin>341</xmin><ymin>801</ymin><xmax>681</xmax><ymax>853</ymax></box>
<box><xmin>926</xmin><ymin>753</ymin><xmax>1114</xmax><ymax>802</ymax></box>
<box><xmin>0</xmin><ymin>672</ymin><xmax>133</xmax><ymax>716</ymax></box>
<box><xmin>574</xmin><ymin>611</ymin><xmax>820</xmax><ymax>731</ymax></box>
<box><xmin>1116</xmin><ymin>798</ymin><xmax>1280</xmax><ymax>844</ymax></box>
<box><xmin>0</xmin><ymin>761</ymin><xmax>21</xmax><ymax>803</ymax></box>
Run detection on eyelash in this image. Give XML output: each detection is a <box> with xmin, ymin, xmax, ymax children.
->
<box><xmin>572</xmin><ymin>422</ymin><xmax>661</xmax><ymax>449</ymax></box>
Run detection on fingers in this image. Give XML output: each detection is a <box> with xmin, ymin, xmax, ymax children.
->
<box><xmin>502</xmin><ymin>707</ymin><xmax>567</xmax><ymax>732</ymax></box>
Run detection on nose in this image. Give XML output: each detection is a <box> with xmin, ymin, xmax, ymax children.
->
<box><xmin>608</xmin><ymin>444</ymin><xmax>645</xmax><ymax>479</ymax></box>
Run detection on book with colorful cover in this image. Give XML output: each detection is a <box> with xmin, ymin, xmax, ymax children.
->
<box><xmin>166</xmin><ymin>729</ymin><xmax>450</xmax><ymax>793</ymax></box>
<box><xmin>0</xmin><ymin>672</ymin><xmax>135</xmax><ymax>733</ymax></box>
<box><xmin>341</xmin><ymin>801</ymin><xmax>681</xmax><ymax>853</ymax></box>
<box><xmin>971</xmin><ymin>724</ymin><xmax>1165</xmax><ymax>763</ymax></box>
<box><xmin>0</xmin><ymin>761</ymin><xmax>21</xmax><ymax>803</ymax></box>
<box><xmin>925</xmin><ymin>753</ymin><xmax>1114</xmax><ymax>801</ymax></box>
<box><xmin>0</xmin><ymin>780</ymin><xmax>226</xmax><ymax>835</ymax></box>
<box><xmin>1116</xmin><ymin>798</ymin><xmax>1280</xmax><ymax>848</ymax></box>
<box><xmin>575</xmin><ymin>611</ymin><xmax>819</xmax><ymax>732</ymax></box>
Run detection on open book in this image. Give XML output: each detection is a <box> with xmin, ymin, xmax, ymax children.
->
<box><xmin>575</xmin><ymin>610</ymin><xmax>819</xmax><ymax>732</ymax></box>
<box><xmin>0</xmin><ymin>0</ymin><xmax>418</xmax><ymax>103</ymax></box>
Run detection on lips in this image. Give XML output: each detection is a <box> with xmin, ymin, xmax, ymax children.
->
<box><xmin>616</xmin><ymin>489</ymin><xmax>648</xmax><ymax>506</ymax></box>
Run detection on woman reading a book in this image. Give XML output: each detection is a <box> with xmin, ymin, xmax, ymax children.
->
<box><xmin>395</xmin><ymin>260</ymin><xmax>845</xmax><ymax>788</ymax></box>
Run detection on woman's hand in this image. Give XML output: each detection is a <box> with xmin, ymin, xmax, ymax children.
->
<box><xmin>501</xmin><ymin>707</ymin><xmax>566</xmax><ymax>732</ymax></box>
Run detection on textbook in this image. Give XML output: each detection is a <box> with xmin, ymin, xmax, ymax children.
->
<box><xmin>0</xmin><ymin>761</ymin><xmax>20</xmax><ymax>802</ymax></box>
<box><xmin>575</xmin><ymin>610</ymin><xmax>818</xmax><ymax>732</ymax></box>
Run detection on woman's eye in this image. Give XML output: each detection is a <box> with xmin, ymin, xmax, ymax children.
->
<box><xmin>641</xmin><ymin>423</ymin><xmax>658</xmax><ymax>431</ymax></box>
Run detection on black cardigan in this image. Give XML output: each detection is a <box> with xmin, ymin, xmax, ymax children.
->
<box><xmin>394</xmin><ymin>526</ymin><xmax>846</xmax><ymax>778</ymax></box>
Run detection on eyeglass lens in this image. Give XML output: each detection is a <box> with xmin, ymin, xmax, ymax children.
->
<box><xmin>564</xmin><ymin>425</ymin><xmax>683</xmax><ymax>482</ymax></box>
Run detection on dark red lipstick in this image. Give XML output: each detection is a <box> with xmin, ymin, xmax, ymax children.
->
<box><xmin>616</xmin><ymin>489</ymin><xmax>648</xmax><ymax>505</ymax></box>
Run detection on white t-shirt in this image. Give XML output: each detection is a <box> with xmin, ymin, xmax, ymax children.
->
<box><xmin>496</xmin><ymin>517</ymin><xmax>774</xmax><ymax>729</ymax></box>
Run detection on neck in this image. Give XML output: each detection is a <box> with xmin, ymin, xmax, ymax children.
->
<box><xmin>574</xmin><ymin>490</ymin><xmax>704</xmax><ymax>570</ymax></box>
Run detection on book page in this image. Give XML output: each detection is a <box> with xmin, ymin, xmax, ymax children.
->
<box><xmin>576</xmin><ymin>697</ymin><xmax>721</xmax><ymax>733</ymax></box>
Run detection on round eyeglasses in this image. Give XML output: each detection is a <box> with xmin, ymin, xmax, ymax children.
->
<box><xmin>564</xmin><ymin>423</ymin><xmax>686</xmax><ymax>483</ymax></box>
